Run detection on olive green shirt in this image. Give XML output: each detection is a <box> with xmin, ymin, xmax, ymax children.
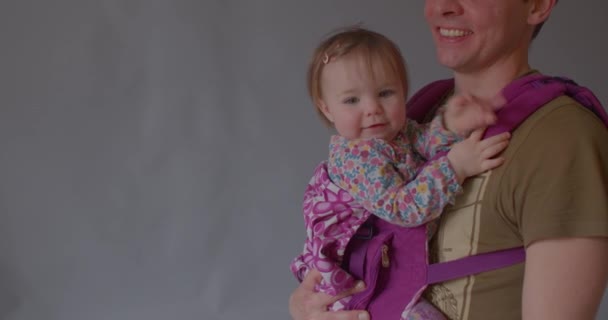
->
<box><xmin>424</xmin><ymin>96</ymin><xmax>608</xmax><ymax>320</ymax></box>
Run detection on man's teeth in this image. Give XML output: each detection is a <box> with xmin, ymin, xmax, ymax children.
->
<box><xmin>439</xmin><ymin>28</ymin><xmax>472</xmax><ymax>37</ymax></box>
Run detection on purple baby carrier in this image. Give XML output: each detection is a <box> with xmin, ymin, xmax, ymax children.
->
<box><xmin>343</xmin><ymin>74</ymin><xmax>608</xmax><ymax>319</ymax></box>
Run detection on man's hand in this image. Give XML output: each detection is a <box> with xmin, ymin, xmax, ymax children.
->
<box><xmin>289</xmin><ymin>269</ymin><xmax>369</xmax><ymax>320</ymax></box>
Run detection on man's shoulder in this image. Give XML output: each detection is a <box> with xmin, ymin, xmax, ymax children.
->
<box><xmin>529</xmin><ymin>95</ymin><xmax>603</xmax><ymax>123</ymax></box>
<box><xmin>512</xmin><ymin>95</ymin><xmax>607</xmax><ymax>148</ymax></box>
<box><xmin>491</xmin><ymin>95</ymin><xmax>607</xmax><ymax>182</ymax></box>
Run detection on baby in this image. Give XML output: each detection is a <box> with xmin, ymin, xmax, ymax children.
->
<box><xmin>291</xmin><ymin>27</ymin><xmax>509</xmax><ymax>318</ymax></box>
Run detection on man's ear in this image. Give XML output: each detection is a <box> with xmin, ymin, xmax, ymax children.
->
<box><xmin>317</xmin><ymin>100</ymin><xmax>334</xmax><ymax>123</ymax></box>
<box><xmin>528</xmin><ymin>0</ymin><xmax>556</xmax><ymax>25</ymax></box>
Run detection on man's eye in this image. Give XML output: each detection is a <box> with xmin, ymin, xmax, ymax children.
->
<box><xmin>379</xmin><ymin>89</ymin><xmax>395</xmax><ymax>98</ymax></box>
<box><xmin>343</xmin><ymin>97</ymin><xmax>359</xmax><ymax>104</ymax></box>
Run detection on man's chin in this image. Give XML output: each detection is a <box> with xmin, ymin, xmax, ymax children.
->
<box><xmin>434</xmin><ymin>49</ymin><xmax>472</xmax><ymax>69</ymax></box>
<box><xmin>437</xmin><ymin>56</ymin><xmax>462</xmax><ymax>70</ymax></box>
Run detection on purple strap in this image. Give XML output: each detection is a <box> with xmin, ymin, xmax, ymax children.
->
<box><xmin>407</xmin><ymin>79</ymin><xmax>453</xmax><ymax>122</ymax></box>
<box><xmin>426</xmin><ymin>247</ymin><xmax>525</xmax><ymax>284</ymax></box>
<box><xmin>486</xmin><ymin>74</ymin><xmax>608</xmax><ymax>137</ymax></box>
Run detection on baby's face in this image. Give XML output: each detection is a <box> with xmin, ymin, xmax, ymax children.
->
<box><xmin>317</xmin><ymin>53</ymin><xmax>406</xmax><ymax>141</ymax></box>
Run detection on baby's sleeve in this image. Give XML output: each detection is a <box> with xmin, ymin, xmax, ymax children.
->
<box><xmin>328</xmin><ymin>135</ymin><xmax>462</xmax><ymax>226</ymax></box>
<box><xmin>406</xmin><ymin>112</ymin><xmax>461</xmax><ymax>159</ymax></box>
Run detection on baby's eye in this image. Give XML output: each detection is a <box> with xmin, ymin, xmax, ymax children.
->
<box><xmin>343</xmin><ymin>97</ymin><xmax>359</xmax><ymax>105</ymax></box>
<box><xmin>379</xmin><ymin>89</ymin><xmax>395</xmax><ymax>98</ymax></box>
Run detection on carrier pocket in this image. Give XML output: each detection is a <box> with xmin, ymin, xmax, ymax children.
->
<box><xmin>347</xmin><ymin>232</ymin><xmax>394</xmax><ymax>310</ymax></box>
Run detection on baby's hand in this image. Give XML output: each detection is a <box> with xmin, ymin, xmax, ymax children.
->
<box><xmin>447</xmin><ymin>129</ymin><xmax>510</xmax><ymax>183</ymax></box>
<box><xmin>443</xmin><ymin>93</ymin><xmax>505</xmax><ymax>136</ymax></box>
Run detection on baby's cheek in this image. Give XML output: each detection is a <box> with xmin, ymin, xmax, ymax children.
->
<box><xmin>335</xmin><ymin>125</ymin><xmax>361</xmax><ymax>140</ymax></box>
<box><xmin>392</xmin><ymin>109</ymin><xmax>407</xmax><ymax>128</ymax></box>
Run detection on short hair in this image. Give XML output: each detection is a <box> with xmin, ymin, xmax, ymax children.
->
<box><xmin>307</xmin><ymin>26</ymin><xmax>409</xmax><ymax>126</ymax></box>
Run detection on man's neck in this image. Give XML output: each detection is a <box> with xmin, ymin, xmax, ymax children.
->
<box><xmin>453</xmin><ymin>59</ymin><xmax>532</xmax><ymax>102</ymax></box>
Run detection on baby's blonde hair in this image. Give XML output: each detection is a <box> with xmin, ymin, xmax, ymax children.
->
<box><xmin>307</xmin><ymin>26</ymin><xmax>409</xmax><ymax>126</ymax></box>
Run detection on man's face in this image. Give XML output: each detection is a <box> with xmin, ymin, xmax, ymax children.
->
<box><xmin>424</xmin><ymin>0</ymin><xmax>535</xmax><ymax>73</ymax></box>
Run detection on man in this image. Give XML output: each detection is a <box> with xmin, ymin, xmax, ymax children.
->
<box><xmin>289</xmin><ymin>0</ymin><xmax>608</xmax><ymax>319</ymax></box>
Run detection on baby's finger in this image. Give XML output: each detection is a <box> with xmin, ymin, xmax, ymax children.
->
<box><xmin>469</xmin><ymin>93</ymin><xmax>505</xmax><ymax>112</ymax></box>
<box><xmin>448</xmin><ymin>95</ymin><xmax>468</xmax><ymax>107</ymax></box>
<box><xmin>481</xmin><ymin>157</ymin><xmax>506</xmax><ymax>171</ymax></box>
<box><xmin>481</xmin><ymin>141</ymin><xmax>510</xmax><ymax>158</ymax></box>
<box><xmin>490</xmin><ymin>93</ymin><xmax>507</xmax><ymax>111</ymax></box>
<box><xmin>300</xmin><ymin>269</ymin><xmax>323</xmax><ymax>291</ymax></box>
<box><xmin>479</xmin><ymin>132</ymin><xmax>510</xmax><ymax>148</ymax></box>
<box><xmin>473</xmin><ymin>101</ymin><xmax>498</xmax><ymax>122</ymax></box>
<box><xmin>479</xmin><ymin>109</ymin><xmax>497</xmax><ymax>126</ymax></box>
<box><xmin>460</xmin><ymin>116</ymin><xmax>492</xmax><ymax>135</ymax></box>
<box><xmin>468</xmin><ymin>128</ymin><xmax>486</xmax><ymax>141</ymax></box>
<box><xmin>298</xmin><ymin>270</ymin><xmax>340</xmax><ymax>307</ymax></box>
<box><xmin>467</xmin><ymin>103</ymin><xmax>497</xmax><ymax>126</ymax></box>
<box><xmin>329</xmin><ymin>281</ymin><xmax>366</xmax><ymax>305</ymax></box>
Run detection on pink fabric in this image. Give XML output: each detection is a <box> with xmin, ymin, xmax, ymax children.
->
<box><xmin>290</xmin><ymin>162</ymin><xmax>370</xmax><ymax>309</ymax></box>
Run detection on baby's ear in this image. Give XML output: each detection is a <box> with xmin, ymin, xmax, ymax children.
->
<box><xmin>317</xmin><ymin>100</ymin><xmax>334</xmax><ymax>123</ymax></box>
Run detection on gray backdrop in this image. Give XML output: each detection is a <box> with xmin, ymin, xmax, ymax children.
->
<box><xmin>0</xmin><ymin>1</ymin><xmax>606</xmax><ymax>320</ymax></box>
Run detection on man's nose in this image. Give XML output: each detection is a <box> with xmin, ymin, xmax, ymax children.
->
<box><xmin>426</xmin><ymin>0</ymin><xmax>464</xmax><ymax>18</ymax></box>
